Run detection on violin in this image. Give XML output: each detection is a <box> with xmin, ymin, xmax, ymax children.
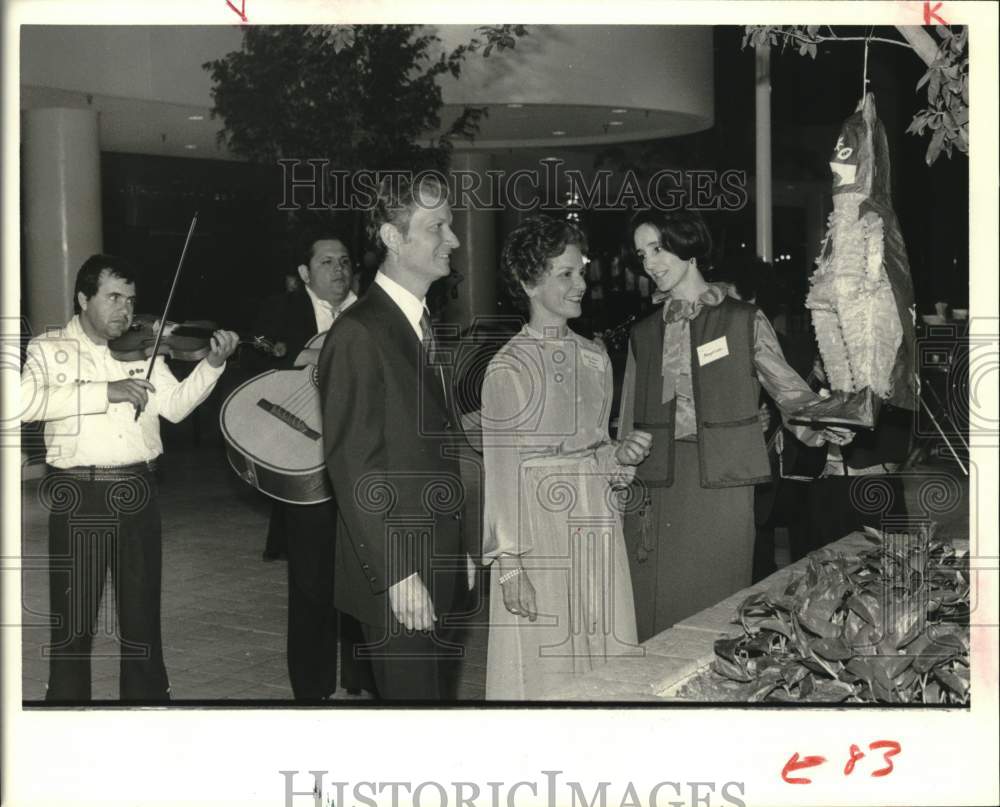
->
<box><xmin>109</xmin><ymin>314</ymin><xmax>277</xmax><ymax>362</ymax></box>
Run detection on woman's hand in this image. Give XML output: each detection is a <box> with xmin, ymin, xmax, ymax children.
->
<box><xmin>498</xmin><ymin>557</ymin><xmax>537</xmax><ymax>621</ymax></box>
<box><xmin>615</xmin><ymin>430</ymin><xmax>653</xmax><ymax>466</ymax></box>
<box><xmin>820</xmin><ymin>426</ymin><xmax>855</xmax><ymax>447</ymax></box>
<box><xmin>759</xmin><ymin>402</ymin><xmax>772</xmax><ymax>434</ymax></box>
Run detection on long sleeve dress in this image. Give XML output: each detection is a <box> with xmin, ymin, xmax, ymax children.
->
<box><xmin>618</xmin><ymin>285</ymin><xmax>826</xmax><ymax>641</ymax></box>
<box><xmin>482</xmin><ymin>325</ymin><xmax>640</xmax><ymax>700</ymax></box>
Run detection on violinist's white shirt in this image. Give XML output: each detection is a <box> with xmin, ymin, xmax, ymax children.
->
<box><xmin>20</xmin><ymin>315</ymin><xmax>225</xmax><ymax>468</ymax></box>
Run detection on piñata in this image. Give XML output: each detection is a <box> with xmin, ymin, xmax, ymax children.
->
<box><xmin>796</xmin><ymin>93</ymin><xmax>917</xmax><ymax>428</ymax></box>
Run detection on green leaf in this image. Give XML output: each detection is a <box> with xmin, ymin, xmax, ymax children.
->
<box><xmin>748</xmin><ymin>668</ymin><xmax>784</xmax><ymax>702</ymax></box>
<box><xmin>754</xmin><ymin>618</ymin><xmax>793</xmax><ymax>639</ymax></box>
<box><xmin>798</xmin><ymin>602</ymin><xmax>844</xmax><ymax>639</ymax></box>
<box><xmin>926</xmin><ymin>127</ymin><xmax>948</xmax><ymax>165</ymax></box>
<box><xmin>893</xmin><ymin>667</ymin><xmax>918</xmax><ymax>691</ymax></box>
<box><xmin>782</xmin><ymin>662</ymin><xmax>810</xmax><ymax>687</ymax></box>
<box><xmin>713</xmin><ymin>655</ymin><xmax>754</xmax><ymax>683</ymax></box>
<box><xmin>934</xmin><ymin>667</ymin><xmax>970</xmax><ymax>699</ymax></box>
<box><xmin>846</xmin><ymin>594</ymin><xmax>876</xmax><ymax>624</ymax></box>
<box><xmin>811</xmin><ymin>638</ymin><xmax>853</xmax><ymax>660</ymax></box>
<box><xmin>798</xmin><ymin>679</ymin><xmax>854</xmax><ymax>703</ymax></box>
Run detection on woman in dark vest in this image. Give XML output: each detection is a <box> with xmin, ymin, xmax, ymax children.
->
<box><xmin>619</xmin><ymin>210</ymin><xmax>853</xmax><ymax>641</ymax></box>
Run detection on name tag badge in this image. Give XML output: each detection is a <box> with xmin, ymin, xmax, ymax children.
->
<box><xmin>697</xmin><ymin>336</ymin><xmax>729</xmax><ymax>366</ymax></box>
<box><xmin>579</xmin><ymin>348</ymin><xmax>606</xmax><ymax>372</ymax></box>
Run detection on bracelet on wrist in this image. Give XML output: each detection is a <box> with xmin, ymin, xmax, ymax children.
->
<box><xmin>498</xmin><ymin>567</ymin><xmax>522</xmax><ymax>585</ymax></box>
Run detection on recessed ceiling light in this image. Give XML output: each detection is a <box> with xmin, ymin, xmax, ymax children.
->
<box><xmin>188</xmin><ymin>115</ymin><xmax>205</xmax><ymax>121</ymax></box>
<box><xmin>507</xmin><ymin>103</ymin><xmax>524</xmax><ymax>109</ymax></box>
<box><xmin>552</xmin><ymin>130</ymin><xmax>566</xmax><ymax>136</ymax></box>
<box><xmin>611</xmin><ymin>108</ymin><xmax>627</xmax><ymax>114</ymax></box>
<box><xmin>608</xmin><ymin>120</ymin><xmax>624</xmax><ymax>126</ymax></box>
<box><xmin>184</xmin><ymin>144</ymin><xmax>198</xmax><ymax>150</ymax></box>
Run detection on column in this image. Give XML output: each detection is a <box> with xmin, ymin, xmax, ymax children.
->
<box><xmin>754</xmin><ymin>45</ymin><xmax>773</xmax><ymax>263</ymax></box>
<box><xmin>22</xmin><ymin>108</ymin><xmax>103</xmax><ymax>333</ymax></box>
<box><xmin>442</xmin><ymin>151</ymin><xmax>497</xmax><ymax>333</ymax></box>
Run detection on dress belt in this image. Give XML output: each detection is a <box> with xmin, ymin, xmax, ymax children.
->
<box><xmin>520</xmin><ymin>452</ymin><xmax>599</xmax><ymax>469</ymax></box>
<box><xmin>46</xmin><ymin>459</ymin><xmax>159</xmax><ymax>479</ymax></box>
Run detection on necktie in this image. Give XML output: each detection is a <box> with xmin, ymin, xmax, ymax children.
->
<box><xmin>419</xmin><ymin>309</ymin><xmax>437</xmax><ymax>366</ymax></box>
<box><xmin>420</xmin><ymin>309</ymin><xmax>447</xmax><ymax>402</ymax></box>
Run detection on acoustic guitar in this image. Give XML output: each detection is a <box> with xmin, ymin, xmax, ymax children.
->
<box><xmin>220</xmin><ymin>332</ymin><xmax>332</xmax><ymax>504</ymax></box>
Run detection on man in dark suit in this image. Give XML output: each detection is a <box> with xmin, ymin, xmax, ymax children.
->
<box><xmin>318</xmin><ymin>175</ymin><xmax>472</xmax><ymax>700</ymax></box>
<box><xmin>253</xmin><ymin>233</ymin><xmax>369</xmax><ymax>700</ymax></box>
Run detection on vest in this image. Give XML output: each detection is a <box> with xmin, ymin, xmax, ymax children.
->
<box><xmin>629</xmin><ymin>296</ymin><xmax>771</xmax><ymax>488</ymax></box>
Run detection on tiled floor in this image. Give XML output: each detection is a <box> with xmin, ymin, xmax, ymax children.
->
<box><xmin>19</xmin><ymin>418</ymin><xmax>967</xmax><ymax>704</ymax></box>
<box><xmin>19</xmin><ymin>430</ymin><xmax>489</xmax><ymax>703</ymax></box>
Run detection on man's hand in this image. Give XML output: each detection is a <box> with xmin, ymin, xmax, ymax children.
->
<box><xmin>466</xmin><ymin>553</ymin><xmax>477</xmax><ymax>591</ymax></box>
<box><xmin>206</xmin><ymin>330</ymin><xmax>240</xmax><ymax>368</ymax></box>
<box><xmin>108</xmin><ymin>378</ymin><xmax>156</xmax><ymax>413</ymax></box>
<box><xmin>388</xmin><ymin>572</ymin><xmax>436</xmax><ymax>631</ymax></box>
<box><xmin>615</xmin><ymin>429</ymin><xmax>653</xmax><ymax>466</ymax></box>
<box><xmin>271</xmin><ymin>340</ymin><xmax>288</xmax><ymax>359</ymax></box>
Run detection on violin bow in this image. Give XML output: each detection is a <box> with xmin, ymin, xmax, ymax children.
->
<box><xmin>134</xmin><ymin>212</ymin><xmax>199</xmax><ymax>419</ymax></box>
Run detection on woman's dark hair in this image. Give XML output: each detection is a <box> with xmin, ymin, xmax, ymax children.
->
<box><xmin>628</xmin><ymin>209</ymin><xmax>714</xmax><ymax>272</ymax></box>
<box><xmin>73</xmin><ymin>254</ymin><xmax>138</xmax><ymax>313</ymax></box>
<box><xmin>501</xmin><ymin>215</ymin><xmax>588</xmax><ymax>311</ymax></box>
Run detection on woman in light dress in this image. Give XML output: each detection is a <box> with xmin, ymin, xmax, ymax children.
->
<box><xmin>481</xmin><ymin>215</ymin><xmax>652</xmax><ymax>700</ymax></box>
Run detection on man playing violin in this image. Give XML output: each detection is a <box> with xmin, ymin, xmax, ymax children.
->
<box><xmin>20</xmin><ymin>254</ymin><xmax>238</xmax><ymax>702</ymax></box>
<box><xmin>252</xmin><ymin>232</ymin><xmax>372</xmax><ymax>700</ymax></box>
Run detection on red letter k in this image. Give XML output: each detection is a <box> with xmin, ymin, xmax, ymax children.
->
<box><xmin>924</xmin><ymin>2</ymin><xmax>948</xmax><ymax>25</ymax></box>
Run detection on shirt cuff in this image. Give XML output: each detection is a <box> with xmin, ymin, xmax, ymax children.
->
<box><xmin>81</xmin><ymin>381</ymin><xmax>110</xmax><ymax>415</ymax></box>
<box><xmin>201</xmin><ymin>357</ymin><xmax>227</xmax><ymax>377</ymax></box>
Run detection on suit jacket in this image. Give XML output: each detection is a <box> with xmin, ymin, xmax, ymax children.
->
<box><xmin>253</xmin><ymin>287</ymin><xmax>319</xmax><ymax>371</ymax></box>
<box><xmin>318</xmin><ymin>283</ymin><xmax>465</xmax><ymax>627</ymax></box>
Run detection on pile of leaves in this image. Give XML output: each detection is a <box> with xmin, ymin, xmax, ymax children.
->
<box><xmin>705</xmin><ymin>527</ymin><xmax>970</xmax><ymax>704</ymax></box>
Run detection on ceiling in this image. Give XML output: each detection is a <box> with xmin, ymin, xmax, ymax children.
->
<box><xmin>20</xmin><ymin>25</ymin><xmax>713</xmax><ymax>162</ymax></box>
<box><xmin>20</xmin><ymin>86</ymin><xmax>711</xmax><ymax>162</ymax></box>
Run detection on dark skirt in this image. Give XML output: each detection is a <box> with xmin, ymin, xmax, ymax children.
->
<box><xmin>624</xmin><ymin>440</ymin><xmax>755</xmax><ymax>642</ymax></box>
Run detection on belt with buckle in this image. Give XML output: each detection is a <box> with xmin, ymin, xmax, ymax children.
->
<box><xmin>46</xmin><ymin>460</ymin><xmax>159</xmax><ymax>480</ymax></box>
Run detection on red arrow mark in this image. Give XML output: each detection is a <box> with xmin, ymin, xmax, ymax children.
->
<box><xmin>781</xmin><ymin>752</ymin><xmax>828</xmax><ymax>785</ymax></box>
<box><xmin>226</xmin><ymin>0</ymin><xmax>248</xmax><ymax>22</ymax></box>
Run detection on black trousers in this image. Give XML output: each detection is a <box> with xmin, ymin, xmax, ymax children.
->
<box><xmin>791</xmin><ymin>474</ymin><xmax>909</xmax><ymax>561</ymax></box>
<box><xmin>44</xmin><ymin>465</ymin><xmax>169</xmax><ymax>702</ymax></box>
<box><xmin>356</xmin><ymin>620</ymin><xmax>463</xmax><ymax>701</ymax></box>
<box><xmin>264</xmin><ymin>501</ymin><xmax>288</xmax><ymax>558</ymax></box>
<box><xmin>284</xmin><ymin>501</ymin><xmax>372</xmax><ymax>699</ymax></box>
<box><xmin>352</xmin><ymin>572</ymin><xmax>468</xmax><ymax>701</ymax></box>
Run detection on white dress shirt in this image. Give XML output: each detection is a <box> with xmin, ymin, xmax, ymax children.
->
<box><xmin>305</xmin><ymin>286</ymin><xmax>357</xmax><ymax>334</ymax></box>
<box><xmin>374</xmin><ymin>271</ymin><xmax>426</xmax><ymax>340</ymax></box>
<box><xmin>20</xmin><ymin>315</ymin><xmax>225</xmax><ymax>468</ymax></box>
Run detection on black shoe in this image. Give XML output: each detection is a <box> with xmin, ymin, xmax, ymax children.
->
<box><xmin>262</xmin><ymin>550</ymin><xmax>287</xmax><ymax>562</ymax></box>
